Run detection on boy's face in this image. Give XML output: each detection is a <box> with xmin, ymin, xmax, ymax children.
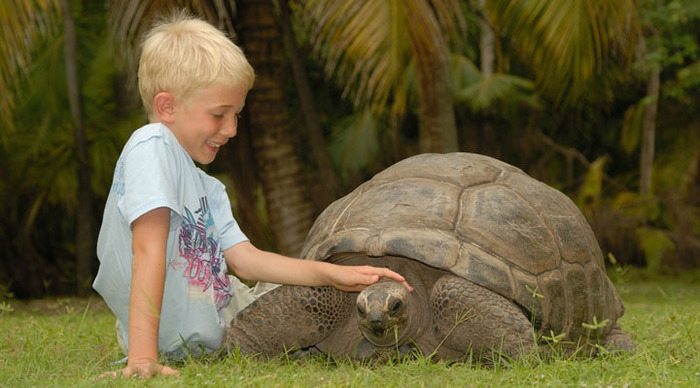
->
<box><xmin>168</xmin><ymin>84</ymin><xmax>248</xmax><ymax>165</ymax></box>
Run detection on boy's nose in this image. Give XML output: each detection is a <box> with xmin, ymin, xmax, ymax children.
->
<box><xmin>221</xmin><ymin>116</ymin><xmax>238</xmax><ymax>138</ymax></box>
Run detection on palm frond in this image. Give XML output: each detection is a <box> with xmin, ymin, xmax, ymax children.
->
<box><xmin>0</xmin><ymin>0</ymin><xmax>60</xmax><ymax>133</ymax></box>
<box><xmin>486</xmin><ymin>0</ymin><xmax>640</xmax><ymax>107</ymax></box>
<box><xmin>108</xmin><ymin>0</ymin><xmax>237</xmax><ymax>95</ymax></box>
<box><xmin>457</xmin><ymin>73</ymin><xmax>540</xmax><ymax>113</ymax></box>
<box><xmin>299</xmin><ymin>0</ymin><xmax>464</xmax><ymax>118</ymax></box>
<box><xmin>329</xmin><ymin>110</ymin><xmax>382</xmax><ymax>175</ymax></box>
<box><xmin>451</xmin><ymin>53</ymin><xmax>540</xmax><ymax>116</ymax></box>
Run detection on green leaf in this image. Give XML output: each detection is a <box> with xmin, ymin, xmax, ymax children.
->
<box><xmin>576</xmin><ymin>156</ymin><xmax>609</xmax><ymax>210</ymax></box>
<box><xmin>635</xmin><ymin>227</ymin><xmax>676</xmax><ymax>273</ymax></box>
<box><xmin>620</xmin><ymin>94</ymin><xmax>659</xmax><ymax>157</ymax></box>
<box><xmin>330</xmin><ymin>110</ymin><xmax>381</xmax><ymax>174</ymax></box>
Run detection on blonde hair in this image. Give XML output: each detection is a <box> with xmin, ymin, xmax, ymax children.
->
<box><xmin>138</xmin><ymin>11</ymin><xmax>255</xmax><ymax>114</ymax></box>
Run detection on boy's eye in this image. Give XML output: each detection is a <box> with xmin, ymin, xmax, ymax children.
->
<box><xmin>212</xmin><ymin>113</ymin><xmax>224</xmax><ymax>119</ymax></box>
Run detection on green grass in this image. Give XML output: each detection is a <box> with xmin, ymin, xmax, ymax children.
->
<box><xmin>1</xmin><ymin>274</ymin><xmax>699</xmax><ymax>387</ymax></box>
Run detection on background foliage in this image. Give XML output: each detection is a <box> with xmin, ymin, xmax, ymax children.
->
<box><xmin>0</xmin><ymin>0</ymin><xmax>698</xmax><ymax>298</ymax></box>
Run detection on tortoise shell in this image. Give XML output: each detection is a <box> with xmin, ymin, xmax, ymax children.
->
<box><xmin>301</xmin><ymin>153</ymin><xmax>624</xmax><ymax>340</ymax></box>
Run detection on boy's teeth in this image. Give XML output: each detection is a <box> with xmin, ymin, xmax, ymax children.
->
<box><xmin>207</xmin><ymin>141</ymin><xmax>220</xmax><ymax>147</ymax></box>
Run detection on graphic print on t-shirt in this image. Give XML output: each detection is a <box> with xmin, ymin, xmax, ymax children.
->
<box><xmin>178</xmin><ymin>197</ymin><xmax>232</xmax><ymax>310</ymax></box>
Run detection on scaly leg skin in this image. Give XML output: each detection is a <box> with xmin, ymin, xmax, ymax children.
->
<box><xmin>227</xmin><ymin>285</ymin><xmax>352</xmax><ymax>357</ymax></box>
<box><xmin>430</xmin><ymin>275</ymin><xmax>534</xmax><ymax>361</ymax></box>
<box><xmin>600</xmin><ymin>323</ymin><xmax>635</xmax><ymax>353</ymax></box>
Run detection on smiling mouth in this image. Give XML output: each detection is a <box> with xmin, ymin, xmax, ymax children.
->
<box><xmin>206</xmin><ymin>140</ymin><xmax>222</xmax><ymax>148</ymax></box>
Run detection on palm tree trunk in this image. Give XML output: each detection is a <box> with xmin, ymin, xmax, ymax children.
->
<box><xmin>236</xmin><ymin>0</ymin><xmax>315</xmax><ymax>256</ymax></box>
<box><xmin>60</xmin><ymin>0</ymin><xmax>94</xmax><ymax>294</ymax></box>
<box><xmin>219</xmin><ymin>125</ymin><xmax>274</xmax><ymax>251</ymax></box>
<box><xmin>479</xmin><ymin>0</ymin><xmax>495</xmax><ymax>77</ymax></box>
<box><xmin>638</xmin><ymin>29</ymin><xmax>660</xmax><ymax>197</ymax></box>
<box><xmin>275</xmin><ymin>0</ymin><xmax>340</xmax><ymax>208</ymax></box>
<box><xmin>478</xmin><ymin>0</ymin><xmax>498</xmax><ymax>156</ymax></box>
<box><xmin>639</xmin><ymin>62</ymin><xmax>659</xmax><ymax>196</ymax></box>
<box><xmin>406</xmin><ymin>3</ymin><xmax>458</xmax><ymax>153</ymax></box>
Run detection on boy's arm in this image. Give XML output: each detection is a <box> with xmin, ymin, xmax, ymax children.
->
<box><xmin>122</xmin><ymin>207</ymin><xmax>179</xmax><ymax>378</ymax></box>
<box><xmin>224</xmin><ymin>241</ymin><xmax>412</xmax><ymax>292</ymax></box>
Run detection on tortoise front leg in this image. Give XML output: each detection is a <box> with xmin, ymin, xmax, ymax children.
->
<box><xmin>227</xmin><ymin>285</ymin><xmax>353</xmax><ymax>357</ymax></box>
<box><xmin>430</xmin><ymin>275</ymin><xmax>535</xmax><ymax>361</ymax></box>
<box><xmin>600</xmin><ymin>323</ymin><xmax>635</xmax><ymax>353</ymax></box>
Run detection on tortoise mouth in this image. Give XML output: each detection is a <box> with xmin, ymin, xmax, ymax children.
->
<box><xmin>359</xmin><ymin>321</ymin><xmax>407</xmax><ymax>347</ymax></box>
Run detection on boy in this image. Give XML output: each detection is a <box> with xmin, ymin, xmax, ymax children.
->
<box><xmin>93</xmin><ymin>12</ymin><xmax>410</xmax><ymax>379</ymax></box>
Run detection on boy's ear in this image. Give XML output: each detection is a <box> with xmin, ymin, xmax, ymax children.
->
<box><xmin>153</xmin><ymin>92</ymin><xmax>176</xmax><ymax>123</ymax></box>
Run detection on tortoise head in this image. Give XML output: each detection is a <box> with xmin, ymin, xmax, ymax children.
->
<box><xmin>356</xmin><ymin>279</ymin><xmax>414</xmax><ymax>347</ymax></box>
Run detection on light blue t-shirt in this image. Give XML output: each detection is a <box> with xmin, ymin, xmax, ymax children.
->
<box><xmin>93</xmin><ymin>123</ymin><xmax>248</xmax><ymax>358</ymax></box>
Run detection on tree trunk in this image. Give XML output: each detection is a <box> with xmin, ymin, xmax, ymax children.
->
<box><xmin>218</xmin><ymin>124</ymin><xmax>274</xmax><ymax>251</ymax></box>
<box><xmin>478</xmin><ymin>0</ymin><xmax>498</xmax><ymax>156</ymax></box>
<box><xmin>405</xmin><ymin>3</ymin><xmax>458</xmax><ymax>153</ymax></box>
<box><xmin>639</xmin><ymin>62</ymin><xmax>659</xmax><ymax>196</ymax></box>
<box><xmin>236</xmin><ymin>0</ymin><xmax>315</xmax><ymax>256</ymax></box>
<box><xmin>275</xmin><ymin>0</ymin><xmax>339</xmax><ymax>208</ymax></box>
<box><xmin>479</xmin><ymin>0</ymin><xmax>495</xmax><ymax>78</ymax></box>
<box><xmin>190</xmin><ymin>4</ymin><xmax>273</xmax><ymax>251</ymax></box>
<box><xmin>60</xmin><ymin>0</ymin><xmax>94</xmax><ymax>294</ymax></box>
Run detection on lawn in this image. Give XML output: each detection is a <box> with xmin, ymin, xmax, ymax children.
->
<box><xmin>1</xmin><ymin>272</ymin><xmax>699</xmax><ymax>387</ymax></box>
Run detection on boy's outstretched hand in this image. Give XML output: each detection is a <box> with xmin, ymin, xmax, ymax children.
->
<box><xmin>226</xmin><ymin>242</ymin><xmax>414</xmax><ymax>293</ymax></box>
<box><xmin>100</xmin><ymin>360</ymin><xmax>179</xmax><ymax>380</ymax></box>
<box><xmin>326</xmin><ymin>264</ymin><xmax>414</xmax><ymax>293</ymax></box>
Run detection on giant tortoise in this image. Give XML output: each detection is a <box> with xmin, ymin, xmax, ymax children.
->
<box><xmin>229</xmin><ymin>152</ymin><xmax>633</xmax><ymax>361</ymax></box>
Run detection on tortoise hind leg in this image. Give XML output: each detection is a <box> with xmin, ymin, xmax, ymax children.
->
<box><xmin>430</xmin><ymin>274</ymin><xmax>535</xmax><ymax>361</ymax></box>
<box><xmin>228</xmin><ymin>285</ymin><xmax>352</xmax><ymax>357</ymax></box>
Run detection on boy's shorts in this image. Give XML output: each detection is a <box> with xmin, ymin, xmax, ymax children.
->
<box><xmin>220</xmin><ymin>276</ymin><xmax>279</xmax><ymax>329</ymax></box>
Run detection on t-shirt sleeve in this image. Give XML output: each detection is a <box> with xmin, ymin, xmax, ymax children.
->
<box><xmin>117</xmin><ymin>136</ymin><xmax>181</xmax><ymax>225</ymax></box>
<box><xmin>201</xmin><ymin>172</ymin><xmax>248</xmax><ymax>250</ymax></box>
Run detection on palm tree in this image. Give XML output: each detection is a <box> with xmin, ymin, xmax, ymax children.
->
<box><xmin>485</xmin><ymin>0</ymin><xmax>640</xmax><ymax>108</ymax></box>
<box><xmin>276</xmin><ymin>0</ymin><xmax>340</xmax><ymax>208</ymax></box>
<box><xmin>232</xmin><ymin>0</ymin><xmax>316</xmax><ymax>255</ymax></box>
<box><xmin>1</xmin><ymin>0</ymin><xmax>130</xmax><ymax>295</ymax></box>
<box><xmin>0</xmin><ymin>0</ymin><xmax>59</xmax><ymax>135</ymax></box>
<box><xmin>299</xmin><ymin>0</ymin><xmax>640</xmax><ymax>172</ymax></box>
<box><xmin>60</xmin><ymin>0</ymin><xmax>94</xmax><ymax>294</ymax></box>
<box><xmin>0</xmin><ymin>1</ymin><xmax>59</xmax><ymax>293</ymax></box>
<box><xmin>297</xmin><ymin>0</ymin><xmax>466</xmax><ymax>154</ymax></box>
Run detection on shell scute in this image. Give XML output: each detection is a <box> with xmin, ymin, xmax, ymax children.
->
<box><xmin>456</xmin><ymin>185</ymin><xmax>559</xmax><ymax>275</ymax></box>
<box><xmin>343</xmin><ymin>178</ymin><xmax>461</xmax><ymax>232</ymax></box>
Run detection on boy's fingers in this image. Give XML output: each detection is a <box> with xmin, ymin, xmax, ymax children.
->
<box><xmin>161</xmin><ymin>366</ymin><xmax>180</xmax><ymax>377</ymax></box>
<box><xmin>373</xmin><ymin>267</ymin><xmax>414</xmax><ymax>291</ymax></box>
<box><xmin>332</xmin><ymin>265</ymin><xmax>413</xmax><ymax>292</ymax></box>
<box><xmin>98</xmin><ymin>370</ymin><xmax>118</xmax><ymax>380</ymax></box>
<box><xmin>353</xmin><ymin>266</ymin><xmax>414</xmax><ymax>291</ymax></box>
<box><xmin>96</xmin><ymin>364</ymin><xmax>179</xmax><ymax>380</ymax></box>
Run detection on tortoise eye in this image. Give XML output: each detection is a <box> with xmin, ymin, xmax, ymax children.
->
<box><xmin>390</xmin><ymin>300</ymin><xmax>403</xmax><ymax>314</ymax></box>
<box><xmin>357</xmin><ymin>304</ymin><xmax>366</xmax><ymax>317</ymax></box>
